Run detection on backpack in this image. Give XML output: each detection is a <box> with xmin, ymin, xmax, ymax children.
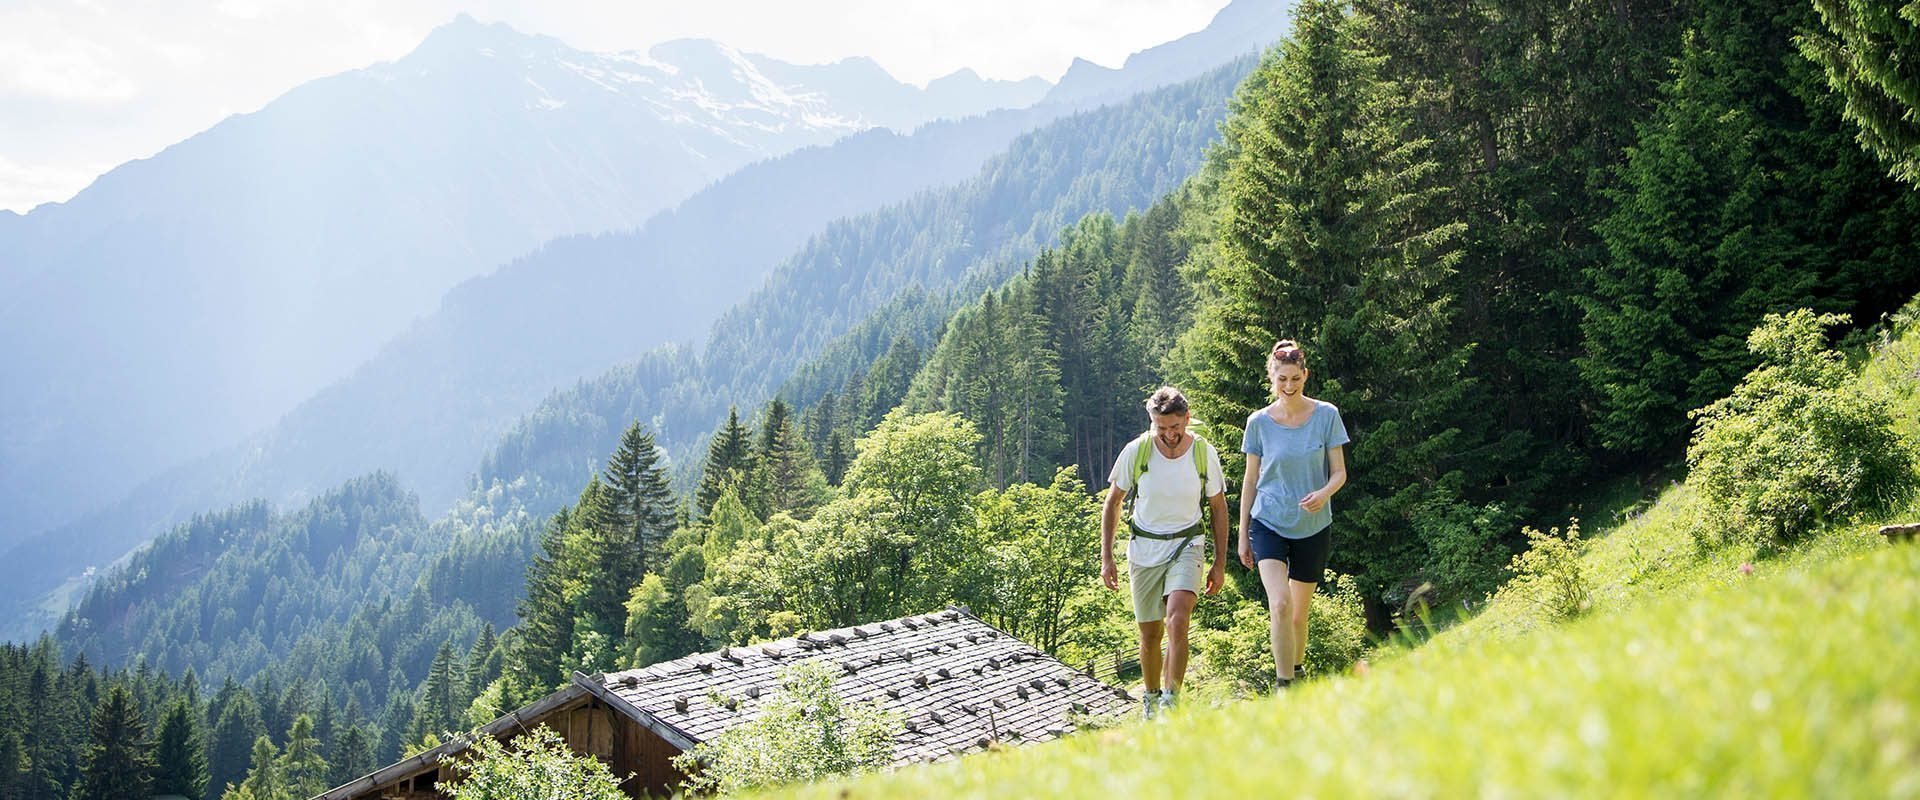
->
<box><xmin>1128</xmin><ymin>430</ymin><xmax>1212</xmax><ymax>496</ymax></box>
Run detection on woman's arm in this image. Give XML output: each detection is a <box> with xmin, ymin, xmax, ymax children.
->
<box><xmin>1299</xmin><ymin>445</ymin><xmax>1347</xmax><ymax>513</ymax></box>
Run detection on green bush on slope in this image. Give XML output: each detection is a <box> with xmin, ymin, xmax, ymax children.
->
<box><xmin>1688</xmin><ymin>310</ymin><xmax>1915</xmax><ymax>548</ymax></box>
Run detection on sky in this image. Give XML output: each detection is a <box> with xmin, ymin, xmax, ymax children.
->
<box><xmin>0</xmin><ymin>0</ymin><xmax>1231</xmax><ymax>214</ymax></box>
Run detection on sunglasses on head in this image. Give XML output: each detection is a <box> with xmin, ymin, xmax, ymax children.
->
<box><xmin>1273</xmin><ymin>348</ymin><xmax>1304</xmax><ymax>364</ymax></box>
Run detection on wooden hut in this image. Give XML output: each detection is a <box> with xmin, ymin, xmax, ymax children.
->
<box><xmin>314</xmin><ymin>607</ymin><xmax>1134</xmax><ymax>799</ymax></box>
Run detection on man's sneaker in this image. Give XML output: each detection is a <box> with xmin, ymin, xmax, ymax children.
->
<box><xmin>1141</xmin><ymin>691</ymin><xmax>1160</xmax><ymax>720</ymax></box>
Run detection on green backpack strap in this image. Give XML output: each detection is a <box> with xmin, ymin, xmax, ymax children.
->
<box><xmin>1129</xmin><ymin>432</ymin><xmax>1211</xmax><ymax>490</ymax></box>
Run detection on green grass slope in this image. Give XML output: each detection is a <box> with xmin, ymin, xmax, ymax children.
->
<box><xmin>758</xmin><ymin>311</ymin><xmax>1920</xmax><ymax>798</ymax></box>
<box><xmin>774</xmin><ymin>544</ymin><xmax>1919</xmax><ymax>798</ymax></box>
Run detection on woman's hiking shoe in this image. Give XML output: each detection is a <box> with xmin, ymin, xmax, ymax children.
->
<box><xmin>1141</xmin><ymin>691</ymin><xmax>1161</xmax><ymax>720</ymax></box>
<box><xmin>1294</xmin><ymin>664</ymin><xmax>1307</xmax><ymax>680</ymax></box>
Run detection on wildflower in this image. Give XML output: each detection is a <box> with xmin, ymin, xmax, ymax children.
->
<box><xmin>1738</xmin><ymin>562</ymin><xmax>1754</xmax><ymax>575</ymax></box>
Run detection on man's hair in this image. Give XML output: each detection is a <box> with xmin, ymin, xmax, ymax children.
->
<box><xmin>1145</xmin><ymin>386</ymin><xmax>1189</xmax><ymax>416</ymax></box>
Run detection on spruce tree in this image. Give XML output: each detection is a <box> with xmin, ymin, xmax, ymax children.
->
<box><xmin>152</xmin><ymin>698</ymin><xmax>208</xmax><ymax>800</ymax></box>
<box><xmin>599</xmin><ymin>422</ymin><xmax>674</xmax><ymax>575</ymax></box>
<box><xmin>1182</xmin><ymin>0</ymin><xmax>1497</xmax><ymax>601</ymax></box>
<box><xmin>1802</xmin><ymin>0</ymin><xmax>1920</xmax><ymax>183</ymax></box>
<box><xmin>695</xmin><ymin>407</ymin><xmax>758</xmax><ymax>519</ymax></box>
<box><xmin>206</xmin><ymin>690</ymin><xmax>265</xmax><ymax>797</ymax></box>
<box><xmin>1584</xmin><ymin>0</ymin><xmax>1920</xmax><ymax>455</ymax></box>
<box><xmin>328</xmin><ymin>723</ymin><xmax>375</xmax><ymax>789</ymax></box>
<box><xmin>464</xmin><ymin>623</ymin><xmax>502</xmax><ymax>702</ymax></box>
<box><xmin>407</xmin><ymin>644</ymin><xmax>464</xmax><ymax>744</ymax></box>
<box><xmin>19</xmin><ymin>661</ymin><xmax>65</xmax><ymax>800</ymax></box>
<box><xmin>0</xmin><ymin>730</ymin><xmax>22</xmax><ymax>800</ymax></box>
<box><xmin>70</xmin><ymin>685</ymin><xmax>153</xmax><ymax>800</ymax></box>
<box><xmin>510</xmin><ymin>507</ymin><xmax>577</xmax><ymax>698</ymax></box>
<box><xmin>756</xmin><ymin>399</ymin><xmax>825</xmax><ymax>519</ymax></box>
<box><xmin>571</xmin><ymin>426</ymin><xmax>675</xmax><ymax>651</ymax></box>
<box><xmin>821</xmin><ymin>431</ymin><xmax>852</xmax><ymax>486</ymax></box>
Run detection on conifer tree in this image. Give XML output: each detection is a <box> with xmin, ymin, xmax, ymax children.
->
<box><xmin>696</xmin><ymin>407</ymin><xmax>758</xmax><ymax>519</ymax></box>
<box><xmin>20</xmin><ymin>660</ymin><xmax>66</xmax><ymax>800</ymax></box>
<box><xmin>821</xmin><ymin>431</ymin><xmax>852</xmax><ymax>486</ymax></box>
<box><xmin>464</xmin><ymin>623</ymin><xmax>502</xmax><ymax>702</ymax></box>
<box><xmin>913</xmin><ymin>288</ymin><xmax>1066</xmax><ymax>488</ymax></box>
<box><xmin>599</xmin><ymin>422</ymin><xmax>677</xmax><ymax>575</ymax></box>
<box><xmin>1802</xmin><ymin>0</ymin><xmax>1920</xmax><ymax>183</ymax></box>
<box><xmin>0</xmin><ymin>730</ymin><xmax>23</xmax><ymax>800</ymax></box>
<box><xmin>407</xmin><ymin>644</ymin><xmax>464</xmax><ymax>744</ymax></box>
<box><xmin>857</xmin><ymin>335</ymin><xmax>924</xmax><ymax>431</ymax></box>
<box><xmin>231</xmin><ymin>736</ymin><xmax>280</xmax><ymax>800</ymax></box>
<box><xmin>756</xmin><ymin>399</ymin><xmax>825</xmax><ymax>518</ymax></box>
<box><xmin>1181</xmin><ymin>0</ymin><xmax>1498</xmax><ymax>601</ymax></box>
<box><xmin>1584</xmin><ymin>0</ymin><xmax>1920</xmax><ymax>455</ymax></box>
<box><xmin>71</xmin><ymin>685</ymin><xmax>153</xmax><ymax>800</ymax></box>
<box><xmin>276</xmin><ymin>715</ymin><xmax>330</xmax><ymax>799</ymax></box>
<box><xmin>153</xmin><ymin>698</ymin><xmax>208</xmax><ymax>800</ymax></box>
<box><xmin>571</xmin><ymin>429</ymin><xmax>675</xmax><ymax>651</ymax></box>
<box><xmin>327</xmin><ymin>723</ymin><xmax>374</xmax><ymax>790</ymax></box>
<box><xmin>509</xmin><ymin>507</ymin><xmax>578</xmax><ymax>699</ymax></box>
<box><xmin>206</xmin><ymin>690</ymin><xmax>265</xmax><ymax>797</ymax></box>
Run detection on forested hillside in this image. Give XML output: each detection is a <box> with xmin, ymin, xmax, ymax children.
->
<box><xmin>474</xmin><ymin>59</ymin><xmax>1252</xmax><ymax>516</ymax></box>
<box><xmin>56</xmin><ymin>476</ymin><xmax>500</xmax><ymax>728</ymax></box>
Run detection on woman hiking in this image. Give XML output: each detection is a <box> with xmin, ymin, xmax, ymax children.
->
<box><xmin>1100</xmin><ymin>386</ymin><xmax>1228</xmax><ymax>718</ymax></box>
<box><xmin>1238</xmin><ymin>340</ymin><xmax>1348</xmax><ymax>690</ymax></box>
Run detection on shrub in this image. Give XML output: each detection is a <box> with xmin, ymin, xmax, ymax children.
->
<box><xmin>1688</xmin><ymin>310</ymin><xmax>1915</xmax><ymax>546</ymax></box>
<box><xmin>1305</xmin><ymin>575</ymin><xmax>1371</xmax><ymax>673</ymax></box>
<box><xmin>674</xmin><ymin>659</ymin><xmax>901</xmax><ymax>794</ymax></box>
<box><xmin>1496</xmin><ymin>520</ymin><xmax>1592</xmax><ymax>621</ymax></box>
<box><xmin>436</xmin><ymin>726</ymin><xmax>626</xmax><ymax>800</ymax></box>
<box><xmin>1192</xmin><ymin>576</ymin><xmax>1371</xmax><ymax>695</ymax></box>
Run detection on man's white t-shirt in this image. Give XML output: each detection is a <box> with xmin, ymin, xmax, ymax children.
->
<box><xmin>1108</xmin><ymin>435</ymin><xmax>1226</xmax><ymax>568</ymax></box>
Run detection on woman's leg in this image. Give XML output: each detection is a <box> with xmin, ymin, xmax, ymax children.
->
<box><xmin>1289</xmin><ymin>579</ymin><xmax>1316</xmax><ymax>675</ymax></box>
<box><xmin>1137</xmin><ymin>620</ymin><xmax>1164</xmax><ymax>694</ymax></box>
<box><xmin>1163</xmin><ymin>590</ymin><xmax>1198</xmax><ymax>694</ymax></box>
<box><xmin>1256</xmin><ymin>559</ymin><xmax>1294</xmax><ymax>683</ymax></box>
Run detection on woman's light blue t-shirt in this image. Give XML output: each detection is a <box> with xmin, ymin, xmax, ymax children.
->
<box><xmin>1242</xmin><ymin>401</ymin><xmax>1350</xmax><ymax>539</ymax></box>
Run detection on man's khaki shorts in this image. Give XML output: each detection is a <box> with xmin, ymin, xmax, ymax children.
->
<box><xmin>1129</xmin><ymin>541</ymin><xmax>1206</xmax><ymax>623</ymax></box>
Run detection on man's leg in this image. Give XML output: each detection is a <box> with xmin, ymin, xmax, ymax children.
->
<box><xmin>1138</xmin><ymin>620</ymin><xmax>1164</xmax><ymax>695</ymax></box>
<box><xmin>1163</xmin><ymin>590</ymin><xmax>1198</xmax><ymax>695</ymax></box>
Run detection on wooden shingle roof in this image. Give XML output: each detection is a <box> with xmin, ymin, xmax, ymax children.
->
<box><xmin>588</xmin><ymin>606</ymin><xmax>1135</xmax><ymax>765</ymax></box>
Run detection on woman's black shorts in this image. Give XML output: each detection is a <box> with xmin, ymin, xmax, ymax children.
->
<box><xmin>1248</xmin><ymin>518</ymin><xmax>1330</xmax><ymax>584</ymax></box>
